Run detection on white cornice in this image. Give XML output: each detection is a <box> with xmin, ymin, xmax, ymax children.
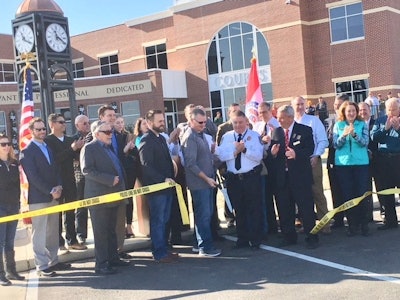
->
<box><xmin>125</xmin><ymin>0</ymin><xmax>224</xmax><ymax>27</ymax></box>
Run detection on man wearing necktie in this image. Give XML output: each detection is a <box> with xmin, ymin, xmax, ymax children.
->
<box><xmin>269</xmin><ymin>105</ymin><xmax>319</xmax><ymax>249</ymax></box>
<box><xmin>216</xmin><ymin>110</ymin><xmax>264</xmax><ymax>249</ymax></box>
<box><xmin>21</xmin><ymin>118</ymin><xmax>68</xmax><ymax>277</ymax></box>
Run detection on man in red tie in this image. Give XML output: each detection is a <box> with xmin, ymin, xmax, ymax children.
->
<box><xmin>269</xmin><ymin>105</ymin><xmax>319</xmax><ymax>249</ymax></box>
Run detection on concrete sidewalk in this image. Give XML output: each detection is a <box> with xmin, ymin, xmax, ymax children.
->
<box><xmin>13</xmin><ymin>151</ymin><xmax>389</xmax><ymax>273</ymax></box>
<box><xmin>13</xmin><ymin>218</ymin><xmax>155</xmax><ymax>272</ymax></box>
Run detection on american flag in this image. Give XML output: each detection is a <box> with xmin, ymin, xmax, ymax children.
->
<box><xmin>245</xmin><ymin>56</ymin><xmax>263</xmax><ymax>125</ymax></box>
<box><xmin>19</xmin><ymin>64</ymin><xmax>34</xmax><ymax>216</ymax></box>
<box><xmin>19</xmin><ymin>65</ymin><xmax>34</xmax><ymax>150</ymax></box>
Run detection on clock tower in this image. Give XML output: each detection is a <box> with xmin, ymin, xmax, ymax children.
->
<box><xmin>12</xmin><ymin>0</ymin><xmax>77</xmax><ymax>130</ymax></box>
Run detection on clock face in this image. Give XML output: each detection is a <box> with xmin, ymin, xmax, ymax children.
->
<box><xmin>14</xmin><ymin>24</ymin><xmax>34</xmax><ymax>53</ymax></box>
<box><xmin>45</xmin><ymin>23</ymin><xmax>68</xmax><ymax>52</ymax></box>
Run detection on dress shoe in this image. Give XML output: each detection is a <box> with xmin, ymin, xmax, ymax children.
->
<box><xmin>330</xmin><ymin>221</ymin><xmax>344</xmax><ymax>229</ymax></box>
<box><xmin>49</xmin><ymin>262</ymin><xmax>71</xmax><ymax>271</ymax></box>
<box><xmin>305</xmin><ymin>239</ymin><xmax>319</xmax><ymax>249</ymax></box>
<box><xmin>227</xmin><ymin>220</ymin><xmax>235</xmax><ymax>228</ymax></box>
<box><xmin>156</xmin><ymin>253</ymin><xmax>178</xmax><ymax>263</ymax></box>
<box><xmin>0</xmin><ymin>275</ymin><xmax>11</xmax><ymax>286</ymax></box>
<box><xmin>37</xmin><ymin>268</ymin><xmax>56</xmax><ymax>277</ymax></box>
<box><xmin>95</xmin><ymin>267</ymin><xmax>116</xmax><ymax>275</ymax></box>
<box><xmin>361</xmin><ymin>225</ymin><xmax>370</xmax><ymax>236</ymax></box>
<box><xmin>69</xmin><ymin>243</ymin><xmax>87</xmax><ymax>250</ymax></box>
<box><xmin>110</xmin><ymin>259</ymin><xmax>130</xmax><ymax>267</ymax></box>
<box><xmin>278</xmin><ymin>239</ymin><xmax>297</xmax><ymax>248</ymax></box>
<box><xmin>232</xmin><ymin>240</ymin><xmax>250</xmax><ymax>249</ymax></box>
<box><xmin>6</xmin><ymin>271</ymin><xmax>25</xmax><ymax>281</ymax></box>
<box><xmin>250</xmin><ymin>241</ymin><xmax>260</xmax><ymax>250</ymax></box>
<box><xmin>377</xmin><ymin>223</ymin><xmax>398</xmax><ymax>230</ymax></box>
<box><xmin>119</xmin><ymin>252</ymin><xmax>134</xmax><ymax>260</ymax></box>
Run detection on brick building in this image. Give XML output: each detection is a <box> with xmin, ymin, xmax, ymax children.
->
<box><xmin>0</xmin><ymin>0</ymin><xmax>399</xmax><ymax>135</ymax></box>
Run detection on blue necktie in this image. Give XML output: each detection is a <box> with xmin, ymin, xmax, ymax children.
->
<box><xmin>235</xmin><ymin>134</ymin><xmax>242</xmax><ymax>170</ymax></box>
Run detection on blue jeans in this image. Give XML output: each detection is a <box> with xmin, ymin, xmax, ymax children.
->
<box><xmin>148</xmin><ymin>192</ymin><xmax>172</xmax><ymax>260</ymax></box>
<box><xmin>191</xmin><ymin>188</ymin><xmax>215</xmax><ymax>251</ymax></box>
<box><xmin>0</xmin><ymin>204</ymin><xmax>19</xmax><ymax>256</ymax></box>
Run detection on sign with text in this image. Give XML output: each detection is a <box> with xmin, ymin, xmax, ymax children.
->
<box><xmin>0</xmin><ymin>79</ymin><xmax>152</xmax><ymax>105</ymax></box>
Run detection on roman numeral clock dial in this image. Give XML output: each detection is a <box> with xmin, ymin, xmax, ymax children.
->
<box><xmin>14</xmin><ymin>24</ymin><xmax>34</xmax><ymax>54</ymax></box>
<box><xmin>45</xmin><ymin>23</ymin><xmax>68</xmax><ymax>52</ymax></box>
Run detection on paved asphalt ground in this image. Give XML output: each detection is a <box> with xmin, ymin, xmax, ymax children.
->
<box><xmin>2</xmin><ymin>153</ymin><xmax>400</xmax><ymax>299</ymax></box>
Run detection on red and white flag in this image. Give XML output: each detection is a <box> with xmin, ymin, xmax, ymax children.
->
<box><xmin>19</xmin><ymin>64</ymin><xmax>34</xmax><ymax>220</ymax></box>
<box><xmin>245</xmin><ymin>57</ymin><xmax>263</xmax><ymax>125</ymax></box>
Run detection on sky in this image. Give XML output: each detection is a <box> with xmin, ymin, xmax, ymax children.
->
<box><xmin>1</xmin><ymin>0</ymin><xmax>173</xmax><ymax>36</ymax></box>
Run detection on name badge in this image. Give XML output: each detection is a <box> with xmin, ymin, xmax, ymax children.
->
<box><xmin>293</xmin><ymin>141</ymin><xmax>300</xmax><ymax>146</ymax></box>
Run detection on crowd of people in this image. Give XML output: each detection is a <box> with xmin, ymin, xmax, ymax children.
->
<box><xmin>1</xmin><ymin>94</ymin><xmax>400</xmax><ymax>283</ymax></box>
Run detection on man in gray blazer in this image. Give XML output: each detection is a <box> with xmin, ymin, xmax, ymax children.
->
<box><xmin>80</xmin><ymin>121</ymin><xmax>129</xmax><ymax>275</ymax></box>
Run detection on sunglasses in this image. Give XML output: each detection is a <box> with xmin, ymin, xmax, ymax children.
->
<box><xmin>55</xmin><ymin>120</ymin><xmax>66</xmax><ymax>124</ymax></box>
<box><xmin>194</xmin><ymin>119</ymin><xmax>206</xmax><ymax>125</ymax></box>
<box><xmin>33</xmin><ymin>128</ymin><xmax>46</xmax><ymax>132</ymax></box>
<box><xmin>99</xmin><ymin>130</ymin><xmax>113</xmax><ymax>135</ymax></box>
<box><xmin>0</xmin><ymin>142</ymin><xmax>11</xmax><ymax>147</ymax></box>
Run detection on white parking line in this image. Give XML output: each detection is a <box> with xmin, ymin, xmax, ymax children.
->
<box><xmin>224</xmin><ymin>235</ymin><xmax>400</xmax><ymax>284</ymax></box>
<box><xmin>25</xmin><ymin>270</ymin><xmax>39</xmax><ymax>300</ymax></box>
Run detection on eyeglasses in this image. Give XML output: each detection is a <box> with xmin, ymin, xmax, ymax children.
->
<box><xmin>99</xmin><ymin>130</ymin><xmax>113</xmax><ymax>135</ymax></box>
<box><xmin>0</xmin><ymin>142</ymin><xmax>11</xmax><ymax>147</ymax></box>
<box><xmin>194</xmin><ymin>119</ymin><xmax>206</xmax><ymax>125</ymax></box>
<box><xmin>55</xmin><ymin>120</ymin><xmax>66</xmax><ymax>124</ymax></box>
<box><xmin>33</xmin><ymin>128</ymin><xmax>46</xmax><ymax>132</ymax></box>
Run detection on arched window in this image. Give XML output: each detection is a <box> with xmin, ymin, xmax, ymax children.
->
<box><xmin>207</xmin><ymin>22</ymin><xmax>272</xmax><ymax>121</ymax></box>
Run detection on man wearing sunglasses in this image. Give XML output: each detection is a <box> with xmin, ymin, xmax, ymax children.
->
<box><xmin>181</xmin><ymin>108</ymin><xmax>221</xmax><ymax>257</ymax></box>
<box><xmin>20</xmin><ymin>118</ymin><xmax>69</xmax><ymax>277</ymax></box>
<box><xmin>80</xmin><ymin>121</ymin><xmax>129</xmax><ymax>275</ymax></box>
<box><xmin>45</xmin><ymin>114</ymin><xmax>86</xmax><ymax>253</ymax></box>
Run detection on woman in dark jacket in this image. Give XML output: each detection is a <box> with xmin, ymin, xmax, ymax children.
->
<box><xmin>0</xmin><ymin>134</ymin><xmax>25</xmax><ymax>285</ymax></box>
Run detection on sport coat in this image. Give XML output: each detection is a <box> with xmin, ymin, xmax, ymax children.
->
<box><xmin>20</xmin><ymin>142</ymin><xmax>61</xmax><ymax>204</ymax></box>
<box><xmin>138</xmin><ymin>130</ymin><xmax>174</xmax><ymax>188</ymax></box>
<box><xmin>269</xmin><ymin>122</ymin><xmax>314</xmax><ymax>189</ymax></box>
<box><xmin>80</xmin><ymin>140</ymin><xmax>126</xmax><ymax>208</ymax></box>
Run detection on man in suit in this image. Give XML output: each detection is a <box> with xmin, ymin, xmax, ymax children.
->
<box><xmin>253</xmin><ymin>102</ymin><xmax>281</xmax><ymax>235</ymax></box>
<box><xmin>269</xmin><ymin>105</ymin><xmax>319</xmax><ymax>249</ymax></box>
<box><xmin>358</xmin><ymin>102</ymin><xmax>378</xmax><ymax>221</ymax></box>
<box><xmin>45</xmin><ymin>113</ymin><xmax>86</xmax><ymax>251</ymax></box>
<box><xmin>80</xmin><ymin>121</ymin><xmax>130</xmax><ymax>275</ymax></box>
<box><xmin>215</xmin><ymin>103</ymin><xmax>241</xmax><ymax>228</ymax></box>
<box><xmin>85</xmin><ymin>105</ymin><xmax>132</xmax><ymax>259</ymax></box>
<box><xmin>20</xmin><ymin>118</ymin><xmax>70</xmax><ymax>277</ymax></box>
<box><xmin>139</xmin><ymin>110</ymin><xmax>178</xmax><ymax>263</ymax></box>
<box><xmin>73</xmin><ymin>115</ymin><xmax>91</xmax><ymax>244</ymax></box>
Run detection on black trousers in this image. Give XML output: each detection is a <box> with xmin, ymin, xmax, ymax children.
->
<box><xmin>75</xmin><ymin>177</ymin><xmax>88</xmax><ymax>240</ymax></box>
<box><xmin>59</xmin><ymin>185</ymin><xmax>78</xmax><ymax>246</ymax></box>
<box><xmin>275</xmin><ymin>173</ymin><xmax>315</xmax><ymax>241</ymax></box>
<box><xmin>226</xmin><ymin>173</ymin><xmax>263</xmax><ymax>245</ymax></box>
<box><xmin>328</xmin><ymin>166</ymin><xmax>344</xmax><ymax>225</ymax></box>
<box><xmin>89</xmin><ymin>205</ymin><xmax>119</xmax><ymax>269</ymax></box>
<box><xmin>375</xmin><ymin>154</ymin><xmax>400</xmax><ymax>225</ymax></box>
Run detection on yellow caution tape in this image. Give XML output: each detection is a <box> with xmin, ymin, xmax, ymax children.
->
<box><xmin>0</xmin><ymin>182</ymin><xmax>189</xmax><ymax>225</ymax></box>
<box><xmin>310</xmin><ymin>188</ymin><xmax>400</xmax><ymax>234</ymax></box>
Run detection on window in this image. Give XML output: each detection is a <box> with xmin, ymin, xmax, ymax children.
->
<box><xmin>145</xmin><ymin>43</ymin><xmax>168</xmax><ymax>69</ymax></box>
<box><xmin>329</xmin><ymin>2</ymin><xmax>364</xmax><ymax>43</ymax></box>
<box><xmin>0</xmin><ymin>62</ymin><xmax>16</xmax><ymax>82</ymax></box>
<box><xmin>99</xmin><ymin>55</ymin><xmax>119</xmax><ymax>76</ymax></box>
<box><xmin>0</xmin><ymin>112</ymin><xmax>6</xmax><ymax>134</ymax></box>
<box><xmin>121</xmin><ymin>101</ymin><xmax>140</xmax><ymax>128</ymax></box>
<box><xmin>207</xmin><ymin>22</ymin><xmax>272</xmax><ymax>120</ymax></box>
<box><xmin>72</xmin><ymin>61</ymin><xmax>84</xmax><ymax>78</ymax></box>
<box><xmin>335</xmin><ymin>78</ymin><xmax>368</xmax><ymax>103</ymax></box>
<box><xmin>87</xmin><ymin>104</ymin><xmax>104</xmax><ymax>122</ymax></box>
